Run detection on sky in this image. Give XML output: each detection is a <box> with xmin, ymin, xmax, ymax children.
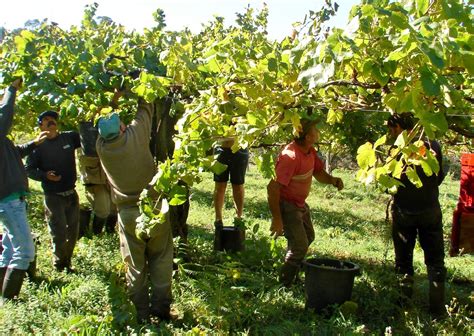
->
<box><xmin>0</xmin><ymin>0</ymin><xmax>359</xmax><ymax>40</ymax></box>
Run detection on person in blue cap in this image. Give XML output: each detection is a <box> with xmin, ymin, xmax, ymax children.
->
<box><xmin>0</xmin><ymin>78</ymin><xmax>47</xmax><ymax>304</ymax></box>
<box><xmin>96</xmin><ymin>92</ymin><xmax>174</xmax><ymax>324</ymax></box>
<box><xmin>25</xmin><ymin>107</ymin><xmax>81</xmax><ymax>272</ymax></box>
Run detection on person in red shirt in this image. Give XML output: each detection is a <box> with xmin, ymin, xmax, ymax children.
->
<box><xmin>267</xmin><ymin>119</ymin><xmax>343</xmax><ymax>287</ymax></box>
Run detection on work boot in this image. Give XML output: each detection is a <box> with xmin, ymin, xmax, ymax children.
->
<box><xmin>429</xmin><ymin>281</ymin><xmax>446</xmax><ymax>319</ymax></box>
<box><xmin>92</xmin><ymin>215</ymin><xmax>108</xmax><ymax>235</ymax></box>
<box><xmin>2</xmin><ymin>268</ymin><xmax>26</xmax><ymax>303</ymax></box>
<box><xmin>151</xmin><ymin>305</ymin><xmax>179</xmax><ymax>322</ymax></box>
<box><xmin>213</xmin><ymin>220</ymin><xmax>223</xmax><ymax>251</ymax></box>
<box><xmin>279</xmin><ymin>262</ymin><xmax>300</xmax><ymax>287</ymax></box>
<box><xmin>0</xmin><ymin>267</ymin><xmax>6</xmax><ymax>293</ymax></box>
<box><xmin>105</xmin><ymin>214</ymin><xmax>117</xmax><ymax>233</ymax></box>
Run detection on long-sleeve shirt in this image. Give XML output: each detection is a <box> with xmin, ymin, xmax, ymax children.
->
<box><xmin>0</xmin><ymin>86</ymin><xmax>38</xmax><ymax>200</ymax></box>
<box><xmin>96</xmin><ymin>99</ymin><xmax>155</xmax><ymax>209</ymax></box>
<box><xmin>26</xmin><ymin>132</ymin><xmax>81</xmax><ymax>193</ymax></box>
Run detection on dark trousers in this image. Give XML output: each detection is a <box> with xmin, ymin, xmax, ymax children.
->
<box><xmin>44</xmin><ymin>191</ymin><xmax>80</xmax><ymax>269</ymax></box>
<box><xmin>391</xmin><ymin>205</ymin><xmax>446</xmax><ymax>282</ymax></box>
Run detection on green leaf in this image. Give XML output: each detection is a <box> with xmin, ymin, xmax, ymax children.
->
<box><xmin>420</xmin><ymin>112</ymin><xmax>448</xmax><ymax>137</ymax></box>
<box><xmin>390</xmin><ymin>12</ymin><xmax>409</xmax><ymax>29</ymax></box>
<box><xmin>461</xmin><ymin>50</ymin><xmax>474</xmax><ymax>75</ymax></box>
<box><xmin>420</xmin><ymin>159</ymin><xmax>433</xmax><ymax>177</ymax></box>
<box><xmin>394</xmin><ymin>131</ymin><xmax>408</xmax><ymax>147</ymax></box>
<box><xmin>416</xmin><ymin>0</ymin><xmax>429</xmax><ymax>16</ymax></box>
<box><xmin>378</xmin><ymin>174</ymin><xmax>402</xmax><ymax>189</ymax></box>
<box><xmin>426</xmin><ymin>149</ymin><xmax>440</xmax><ymax>175</ymax></box>
<box><xmin>298</xmin><ymin>62</ymin><xmax>335</xmax><ymax>90</ymax></box>
<box><xmin>419</xmin><ymin>43</ymin><xmax>445</xmax><ymax>69</ymax></box>
<box><xmin>406</xmin><ymin>167</ymin><xmax>423</xmax><ymax>188</ymax></box>
<box><xmin>393</xmin><ymin>159</ymin><xmax>404</xmax><ymax>179</ymax></box>
<box><xmin>374</xmin><ymin>135</ymin><xmax>387</xmax><ymax>149</ymax></box>
<box><xmin>327</xmin><ymin>109</ymin><xmax>343</xmax><ymax>125</ymax></box>
<box><xmin>420</xmin><ymin>67</ymin><xmax>440</xmax><ymax>96</ymax></box>
<box><xmin>268</xmin><ymin>58</ymin><xmax>278</xmax><ymax>72</ymax></box>
<box><xmin>357</xmin><ymin>142</ymin><xmax>376</xmax><ymax>169</ymax></box>
<box><xmin>210</xmin><ymin>160</ymin><xmax>227</xmax><ymax>175</ymax></box>
<box><xmin>371</xmin><ymin>64</ymin><xmax>389</xmax><ymax>86</ymax></box>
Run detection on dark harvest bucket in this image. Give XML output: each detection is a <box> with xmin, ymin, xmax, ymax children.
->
<box><xmin>79</xmin><ymin>121</ymin><xmax>99</xmax><ymax>157</ymax></box>
<box><xmin>302</xmin><ymin>257</ymin><xmax>360</xmax><ymax>312</ymax></box>
<box><xmin>216</xmin><ymin>226</ymin><xmax>245</xmax><ymax>252</ymax></box>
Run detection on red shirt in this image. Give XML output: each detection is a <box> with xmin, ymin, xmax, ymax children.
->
<box><xmin>275</xmin><ymin>141</ymin><xmax>324</xmax><ymax>208</ymax></box>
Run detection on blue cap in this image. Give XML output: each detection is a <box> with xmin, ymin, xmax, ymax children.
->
<box><xmin>37</xmin><ymin>110</ymin><xmax>59</xmax><ymax>125</ymax></box>
<box><xmin>97</xmin><ymin>112</ymin><xmax>121</xmax><ymax>141</ymax></box>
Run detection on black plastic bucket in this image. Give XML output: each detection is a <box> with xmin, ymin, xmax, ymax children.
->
<box><xmin>215</xmin><ymin>226</ymin><xmax>245</xmax><ymax>252</ymax></box>
<box><xmin>79</xmin><ymin>121</ymin><xmax>99</xmax><ymax>157</ymax></box>
<box><xmin>302</xmin><ymin>257</ymin><xmax>360</xmax><ymax>312</ymax></box>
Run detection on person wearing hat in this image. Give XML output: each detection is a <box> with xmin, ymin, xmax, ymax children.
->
<box><xmin>25</xmin><ymin>108</ymin><xmax>81</xmax><ymax>272</ymax></box>
<box><xmin>0</xmin><ymin>78</ymin><xmax>48</xmax><ymax>303</ymax></box>
<box><xmin>267</xmin><ymin>119</ymin><xmax>344</xmax><ymax>287</ymax></box>
<box><xmin>96</xmin><ymin>93</ymin><xmax>174</xmax><ymax>323</ymax></box>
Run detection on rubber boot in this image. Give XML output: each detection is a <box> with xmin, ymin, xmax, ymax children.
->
<box><xmin>2</xmin><ymin>268</ymin><xmax>26</xmax><ymax>302</ymax></box>
<box><xmin>27</xmin><ymin>258</ymin><xmax>37</xmax><ymax>279</ymax></box>
<box><xmin>214</xmin><ymin>220</ymin><xmax>223</xmax><ymax>251</ymax></box>
<box><xmin>92</xmin><ymin>215</ymin><xmax>107</xmax><ymax>235</ymax></box>
<box><xmin>78</xmin><ymin>208</ymin><xmax>92</xmax><ymax>239</ymax></box>
<box><xmin>105</xmin><ymin>214</ymin><xmax>117</xmax><ymax>233</ymax></box>
<box><xmin>429</xmin><ymin>281</ymin><xmax>446</xmax><ymax>318</ymax></box>
<box><xmin>279</xmin><ymin>262</ymin><xmax>300</xmax><ymax>287</ymax></box>
<box><xmin>0</xmin><ymin>267</ymin><xmax>6</xmax><ymax>293</ymax></box>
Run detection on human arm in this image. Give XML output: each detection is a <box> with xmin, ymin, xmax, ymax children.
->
<box><xmin>25</xmin><ymin>150</ymin><xmax>62</xmax><ymax>182</ymax></box>
<box><xmin>0</xmin><ymin>79</ymin><xmax>21</xmax><ymax>138</ymax></box>
<box><xmin>267</xmin><ymin>179</ymin><xmax>284</xmax><ymax>237</ymax></box>
<box><xmin>313</xmin><ymin>169</ymin><xmax>344</xmax><ymax>190</ymax></box>
<box><xmin>131</xmin><ymin>97</ymin><xmax>154</xmax><ymax>139</ymax></box>
<box><xmin>16</xmin><ymin>131</ymin><xmax>49</xmax><ymax>158</ymax></box>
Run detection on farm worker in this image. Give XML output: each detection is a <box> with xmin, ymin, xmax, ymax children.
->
<box><xmin>0</xmin><ymin>78</ymin><xmax>47</xmax><ymax>303</ymax></box>
<box><xmin>96</xmin><ymin>91</ymin><xmax>173</xmax><ymax>324</ymax></box>
<box><xmin>78</xmin><ymin>151</ymin><xmax>117</xmax><ymax>235</ymax></box>
<box><xmin>25</xmin><ymin>109</ymin><xmax>81</xmax><ymax>272</ymax></box>
<box><xmin>213</xmin><ymin>137</ymin><xmax>249</xmax><ymax>248</ymax></box>
<box><xmin>267</xmin><ymin>119</ymin><xmax>344</xmax><ymax>287</ymax></box>
<box><xmin>387</xmin><ymin>112</ymin><xmax>446</xmax><ymax>318</ymax></box>
<box><xmin>77</xmin><ymin>95</ymin><xmax>121</xmax><ymax>236</ymax></box>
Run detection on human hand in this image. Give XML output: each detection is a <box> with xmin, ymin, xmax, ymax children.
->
<box><xmin>34</xmin><ymin>131</ymin><xmax>49</xmax><ymax>145</ymax></box>
<box><xmin>46</xmin><ymin>170</ymin><xmax>62</xmax><ymax>182</ymax></box>
<box><xmin>270</xmin><ymin>217</ymin><xmax>284</xmax><ymax>238</ymax></box>
<box><xmin>11</xmin><ymin>78</ymin><xmax>23</xmax><ymax>90</ymax></box>
<box><xmin>331</xmin><ymin>177</ymin><xmax>344</xmax><ymax>191</ymax></box>
<box><xmin>111</xmin><ymin>89</ymin><xmax>125</xmax><ymax>108</ymax></box>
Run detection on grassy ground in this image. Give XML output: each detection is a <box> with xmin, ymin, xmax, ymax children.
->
<box><xmin>0</xmin><ymin>167</ymin><xmax>472</xmax><ymax>335</ymax></box>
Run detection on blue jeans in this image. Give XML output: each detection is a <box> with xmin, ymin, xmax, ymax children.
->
<box><xmin>0</xmin><ymin>198</ymin><xmax>35</xmax><ymax>270</ymax></box>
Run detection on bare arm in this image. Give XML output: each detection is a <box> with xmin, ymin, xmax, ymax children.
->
<box><xmin>267</xmin><ymin>179</ymin><xmax>284</xmax><ymax>237</ymax></box>
<box><xmin>313</xmin><ymin>169</ymin><xmax>344</xmax><ymax>190</ymax></box>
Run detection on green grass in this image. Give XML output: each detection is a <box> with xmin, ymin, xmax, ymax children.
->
<box><xmin>0</xmin><ymin>168</ymin><xmax>472</xmax><ymax>335</ymax></box>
